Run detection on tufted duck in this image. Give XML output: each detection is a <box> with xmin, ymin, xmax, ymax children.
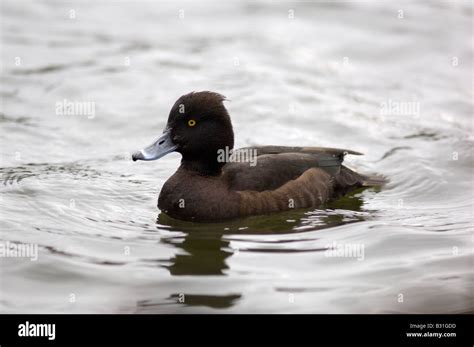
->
<box><xmin>132</xmin><ymin>91</ymin><xmax>384</xmax><ymax>222</ymax></box>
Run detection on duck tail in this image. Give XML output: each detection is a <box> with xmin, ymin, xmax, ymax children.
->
<box><xmin>338</xmin><ymin>166</ymin><xmax>387</xmax><ymax>188</ymax></box>
<box><xmin>361</xmin><ymin>174</ymin><xmax>387</xmax><ymax>187</ymax></box>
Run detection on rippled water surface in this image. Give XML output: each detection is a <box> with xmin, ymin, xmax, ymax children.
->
<box><xmin>1</xmin><ymin>0</ymin><xmax>473</xmax><ymax>313</ymax></box>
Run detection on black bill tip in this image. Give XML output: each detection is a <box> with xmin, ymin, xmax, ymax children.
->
<box><xmin>131</xmin><ymin>151</ymin><xmax>142</xmax><ymax>161</ymax></box>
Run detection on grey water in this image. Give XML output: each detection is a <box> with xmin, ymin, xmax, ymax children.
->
<box><xmin>0</xmin><ymin>0</ymin><xmax>472</xmax><ymax>313</ymax></box>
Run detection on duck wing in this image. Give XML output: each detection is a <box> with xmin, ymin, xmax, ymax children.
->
<box><xmin>222</xmin><ymin>145</ymin><xmax>364</xmax><ymax>192</ymax></box>
<box><xmin>242</xmin><ymin>145</ymin><xmax>363</xmax><ymax>157</ymax></box>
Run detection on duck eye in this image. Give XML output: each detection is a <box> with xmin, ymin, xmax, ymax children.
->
<box><xmin>188</xmin><ymin>119</ymin><xmax>196</xmax><ymax>127</ymax></box>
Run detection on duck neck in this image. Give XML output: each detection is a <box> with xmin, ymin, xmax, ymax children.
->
<box><xmin>180</xmin><ymin>157</ymin><xmax>224</xmax><ymax>176</ymax></box>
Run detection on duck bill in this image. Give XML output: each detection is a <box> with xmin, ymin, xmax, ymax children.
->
<box><xmin>132</xmin><ymin>129</ymin><xmax>177</xmax><ymax>161</ymax></box>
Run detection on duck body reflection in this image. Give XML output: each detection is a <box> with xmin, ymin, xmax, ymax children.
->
<box><xmin>137</xmin><ymin>191</ymin><xmax>367</xmax><ymax>311</ymax></box>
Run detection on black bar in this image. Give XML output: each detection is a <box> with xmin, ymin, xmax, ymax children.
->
<box><xmin>0</xmin><ymin>314</ymin><xmax>472</xmax><ymax>346</ymax></box>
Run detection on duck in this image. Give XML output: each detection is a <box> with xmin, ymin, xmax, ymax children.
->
<box><xmin>132</xmin><ymin>91</ymin><xmax>384</xmax><ymax>222</ymax></box>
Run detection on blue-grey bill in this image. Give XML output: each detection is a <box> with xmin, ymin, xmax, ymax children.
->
<box><xmin>132</xmin><ymin>129</ymin><xmax>177</xmax><ymax>161</ymax></box>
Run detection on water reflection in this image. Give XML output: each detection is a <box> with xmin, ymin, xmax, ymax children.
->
<box><xmin>137</xmin><ymin>190</ymin><xmax>370</xmax><ymax>311</ymax></box>
<box><xmin>168</xmin><ymin>294</ymin><xmax>242</xmax><ymax>309</ymax></box>
<box><xmin>160</xmin><ymin>228</ymin><xmax>232</xmax><ymax>276</ymax></box>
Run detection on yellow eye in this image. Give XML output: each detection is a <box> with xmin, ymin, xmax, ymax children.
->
<box><xmin>188</xmin><ymin>119</ymin><xmax>196</xmax><ymax>127</ymax></box>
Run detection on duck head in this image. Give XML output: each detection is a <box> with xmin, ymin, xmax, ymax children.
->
<box><xmin>132</xmin><ymin>91</ymin><xmax>234</xmax><ymax>175</ymax></box>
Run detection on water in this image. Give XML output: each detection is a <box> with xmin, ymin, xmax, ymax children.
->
<box><xmin>0</xmin><ymin>0</ymin><xmax>472</xmax><ymax>313</ymax></box>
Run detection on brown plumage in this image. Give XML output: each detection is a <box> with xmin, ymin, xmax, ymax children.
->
<box><xmin>132</xmin><ymin>91</ymin><xmax>385</xmax><ymax>222</ymax></box>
